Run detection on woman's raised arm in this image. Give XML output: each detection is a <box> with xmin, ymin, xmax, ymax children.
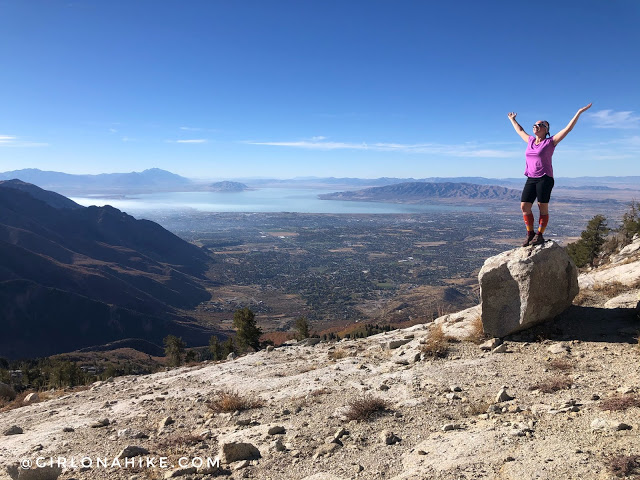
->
<box><xmin>553</xmin><ymin>103</ymin><xmax>592</xmax><ymax>146</ymax></box>
<box><xmin>508</xmin><ymin>112</ymin><xmax>531</xmax><ymax>143</ymax></box>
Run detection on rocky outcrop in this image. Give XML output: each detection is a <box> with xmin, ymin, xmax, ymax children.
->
<box><xmin>479</xmin><ymin>241</ymin><xmax>578</xmax><ymax>337</ymax></box>
<box><xmin>579</xmin><ymin>235</ymin><xmax>640</xmax><ymax>289</ymax></box>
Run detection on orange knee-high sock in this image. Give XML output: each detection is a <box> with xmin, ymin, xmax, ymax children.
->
<box><xmin>523</xmin><ymin>213</ymin><xmax>535</xmax><ymax>233</ymax></box>
<box><xmin>538</xmin><ymin>214</ymin><xmax>549</xmax><ymax>234</ymax></box>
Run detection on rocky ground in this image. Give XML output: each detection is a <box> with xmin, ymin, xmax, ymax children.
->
<box><xmin>1</xmin><ymin>238</ymin><xmax>640</xmax><ymax>480</ymax></box>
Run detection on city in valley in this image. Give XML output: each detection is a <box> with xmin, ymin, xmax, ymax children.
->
<box><xmin>143</xmin><ymin>194</ymin><xmax>631</xmax><ymax>342</ymax></box>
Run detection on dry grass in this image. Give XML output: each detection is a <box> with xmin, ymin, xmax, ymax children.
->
<box><xmin>572</xmin><ymin>290</ymin><xmax>591</xmax><ymax>306</ymax></box>
<box><xmin>529</xmin><ymin>376</ymin><xmax>573</xmax><ymax>393</ymax></box>
<box><xmin>328</xmin><ymin>349</ymin><xmax>348</xmax><ymax>360</ymax></box>
<box><xmin>599</xmin><ymin>394</ymin><xmax>640</xmax><ymax>412</ymax></box>
<box><xmin>606</xmin><ymin>454</ymin><xmax>640</xmax><ymax>477</ymax></box>
<box><xmin>345</xmin><ymin>395</ymin><xmax>390</xmax><ymax>421</ymax></box>
<box><xmin>206</xmin><ymin>389</ymin><xmax>264</xmax><ymax>413</ymax></box>
<box><xmin>465</xmin><ymin>314</ymin><xmax>487</xmax><ymax>344</ymax></box>
<box><xmin>308</xmin><ymin>387</ymin><xmax>332</xmax><ymax>397</ymax></box>
<box><xmin>465</xmin><ymin>399</ymin><xmax>491</xmax><ymax>417</ymax></box>
<box><xmin>420</xmin><ymin>324</ymin><xmax>450</xmax><ymax>358</ymax></box>
<box><xmin>593</xmin><ymin>281</ymin><xmax>629</xmax><ymax>298</ymax></box>
<box><xmin>548</xmin><ymin>358</ymin><xmax>574</xmax><ymax>371</ymax></box>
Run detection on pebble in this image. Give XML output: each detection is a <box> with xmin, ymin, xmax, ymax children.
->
<box><xmin>441</xmin><ymin>424</ymin><xmax>459</xmax><ymax>432</ymax></box>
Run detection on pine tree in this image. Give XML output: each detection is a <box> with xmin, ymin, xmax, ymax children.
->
<box><xmin>163</xmin><ymin>335</ymin><xmax>186</xmax><ymax>367</ymax></box>
<box><xmin>620</xmin><ymin>200</ymin><xmax>640</xmax><ymax>242</ymax></box>
<box><xmin>185</xmin><ymin>350</ymin><xmax>197</xmax><ymax>363</ymax></box>
<box><xmin>222</xmin><ymin>337</ymin><xmax>236</xmax><ymax>357</ymax></box>
<box><xmin>233</xmin><ymin>308</ymin><xmax>262</xmax><ymax>351</ymax></box>
<box><xmin>294</xmin><ymin>316</ymin><xmax>310</xmax><ymax>340</ymax></box>
<box><xmin>209</xmin><ymin>335</ymin><xmax>222</xmax><ymax>361</ymax></box>
<box><xmin>566</xmin><ymin>215</ymin><xmax>609</xmax><ymax>267</ymax></box>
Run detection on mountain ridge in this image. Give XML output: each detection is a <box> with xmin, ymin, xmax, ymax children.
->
<box><xmin>0</xmin><ymin>181</ymin><xmax>219</xmax><ymax>360</ymax></box>
<box><xmin>319</xmin><ymin>182</ymin><xmax>522</xmax><ymax>203</ymax></box>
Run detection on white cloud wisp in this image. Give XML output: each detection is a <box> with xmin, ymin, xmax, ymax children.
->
<box><xmin>246</xmin><ymin>138</ymin><xmax>515</xmax><ymax>158</ymax></box>
<box><xmin>588</xmin><ymin>109</ymin><xmax>640</xmax><ymax>129</ymax></box>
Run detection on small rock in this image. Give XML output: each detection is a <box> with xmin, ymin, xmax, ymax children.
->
<box><xmin>164</xmin><ymin>466</ymin><xmax>197</xmax><ymax>478</ymax></box>
<box><xmin>272</xmin><ymin>439</ymin><xmax>286</xmax><ymax>452</ymax></box>
<box><xmin>615</xmin><ymin>422</ymin><xmax>633</xmax><ymax>431</ymax></box>
<box><xmin>387</xmin><ymin>339</ymin><xmax>411</xmax><ymax>349</ymax></box>
<box><xmin>591</xmin><ymin>418</ymin><xmax>611</xmax><ymax>431</ymax></box>
<box><xmin>118</xmin><ymin>446</ymin><xmax>150</xmax><ymax>459</ymax></box>
<box><xmin>334</xmin><ymin>428</ymin><xmax>348</xmax><ymax>440</ymax></box>
<box><xmin>480</xmin><ymin>338</ymin><xmax>502</xmax><ymax>351</ymax></box>
<box><xmin>23</xmin><ymin>392</ymin><xmax>40</xmax><ymax>405</ymax></box>
<box><xmin>158</xmin><ymin>416</ymin><xmax>174</xmax><ymax>432</ymax></box>
<box><xmin>90</xmin><ymin>418</ymin><xmax>110</xmax><ymax>428</ymax></box>
<box><xmin>547</xmin><ymin>343</ymin><xmax>569</xmax><ymax>354</ymax></box>
<box><xmin>312</xmin><ymin>442</ymin><xmax>341</xmax><ymax>459</ymax></box>
<box><xmin>219</xmin><ymin>441</ymin><xmax>261</xmax><ymax>463</ymax></box>
<box><xmin>267</xmin><ymin>425</ymin><xmax>286</xmax><ymax>435</ymax></box>
<box><xmin>380</xmin><ymin>430</ymin><xmax>401</xmax><ymax>445</ymax></box>
<box><xmin>496</xmin><ymin>387</ymin><xmax>514</xmax><ymax>403</ymax></box>
<box><xmin>62</xmin><ymin>427</ymin><xmax>75</xmax><ymax>432</ymax></box>
<box><xmin>491</xmin><ymin>344</ymin><xmax>508</xmax><ymax>354</ymax></box>
<box><xmin>232</xmin><ymin>460</ymin><xmax>250</xmax><ymax>471</ymax></box>
<box><xmin>266</xmin><ymin>345</ymin><xmax>275</xmax><ymax>352</ymax></box>
<box><xmin>379</xmin><ymin>384</ymin><xmax>390</xmax><ymax>391</ymax></box>
<box><xmin>441</xmin><ymin>424</ymin><xmax>459</xmax><ymax>432</ymax></box>
<box><xmin>227</xmin><ymin>352</ymin><xmax>237</xmax><ymax>360</ymax></box>
<box><xmin>3</xmin><ymin>425</ymin><xmax>23</xmax><ymax>435</ymax></box>
<box><xmin>617</xmin><ymin>386</ymin><xmax>636</xmax><ymax>394</ymax></box>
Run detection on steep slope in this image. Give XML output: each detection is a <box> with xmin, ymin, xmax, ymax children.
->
<box><xmin>0</xmin><ymin>181</ymin><xmax>217</xmax><ymax>360</ymax></box>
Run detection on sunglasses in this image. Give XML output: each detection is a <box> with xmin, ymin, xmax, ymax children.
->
<box><xmin>533</xmin><ymin>123</ymin><xmax>547</xmax><ymax>129</ymax></box>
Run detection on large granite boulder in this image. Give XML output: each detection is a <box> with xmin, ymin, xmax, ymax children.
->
<box><xmin>479</xmin><ymin>241</ymin><xmax>578</xmax><ymax>337</ymax></box>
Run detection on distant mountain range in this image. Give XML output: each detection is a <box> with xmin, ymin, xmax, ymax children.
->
<box><xmin>0</xmin><ymin>168</ymin><xmax>194</xmax><ymax>194</ymax></box>
<box><xmin>0</xmin><ymin>180</ymin><xmax>219</xmax><ymax>360</ymax></box>
<box><xmin>319</xmin><ymin>182</ymin><xmax>522</xmax><ymax>203</ymax></box>
<box><xmin>1</xmin><ymin>168</ymin><xmax>639</xmax><ymax>196</ymax></box>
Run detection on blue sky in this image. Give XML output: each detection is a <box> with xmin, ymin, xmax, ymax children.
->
<box><xmin>1</xmin><ymin>0</ymin><xmax>639</xmax><ymax>180</ymax></box>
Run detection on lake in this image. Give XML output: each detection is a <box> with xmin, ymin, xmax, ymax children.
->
<box><xmin>70</xmin><ymin>188</ymin><xmax>485</xmax><ymax>214</ymax></box>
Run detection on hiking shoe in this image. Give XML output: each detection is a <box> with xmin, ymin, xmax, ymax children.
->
<box><xmin>530</xmin><ymin>233</ymin><xmax>545</xmax><ymax>246</ymax></box>
<box><xmin>522</xmin><ymin>232</ymin><xmax>535</xmax><ymax>247</ymax></box>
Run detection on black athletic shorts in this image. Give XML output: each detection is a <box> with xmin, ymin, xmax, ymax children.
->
<box><xmin>520</xmin><ymin>175</ymin><xmax>555</xmax><ymax>203</ymax></box>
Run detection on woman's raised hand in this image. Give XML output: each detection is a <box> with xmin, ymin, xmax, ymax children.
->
<box><xmin>578</xmin><ymin>103</ymin><xmax>592</xmax><ymax>114</ymax></box>
<box><xmin>508</xmin><ymin>112</ymin><xmax>517</xmax><ymax>120</ymax></box>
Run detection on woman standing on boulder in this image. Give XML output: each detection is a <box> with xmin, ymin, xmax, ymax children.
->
<box><xmin>508</xmin><ymin>103</ymin><xmax>592</xmax><ymax>246</ymax></box>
